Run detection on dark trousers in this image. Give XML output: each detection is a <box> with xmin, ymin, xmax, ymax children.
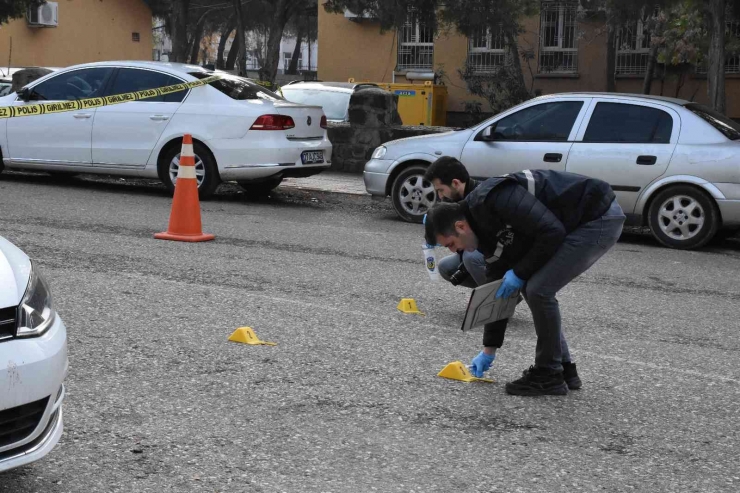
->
<box><xmin>525</xmin><ymin>199</ymin><xmax>626</xmax><ymax>371</ymax></box>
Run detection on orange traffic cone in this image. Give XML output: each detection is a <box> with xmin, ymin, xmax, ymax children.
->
<box><xmin>154</xmin><ymin>134</ymin><xmax>215</xmax><ymax>242</ymax></box>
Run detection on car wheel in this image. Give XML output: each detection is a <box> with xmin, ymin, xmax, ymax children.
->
<box><xmin>238</xmin><ymin>176</ymin><xmax>283</xmax><ymax>197</ymax></box>
<box><xmin>647</xmin><ymin>185</ymin><xmax>719</xmax><ymax>250</ymax></box>
<box><xmin>391</xmin><ymin>165</ymin><xmax>436</xmax><ymax>223</ymax></box>
<box><xmin>159</xmin><ymin>141</ymin><xmax>220</xmax><ymax>200</ymax></box>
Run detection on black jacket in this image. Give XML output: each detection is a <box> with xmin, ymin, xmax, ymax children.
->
<box><xmin>463</xmin><ymin>170</ymin><xmax>616</xmax><ymax>280</ymax></box>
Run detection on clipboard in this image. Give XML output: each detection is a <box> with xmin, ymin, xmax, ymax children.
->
<box><xmin>460</xmin><ymin>279</ymin><xmax>520</xmax><ymax>332</ymax></box>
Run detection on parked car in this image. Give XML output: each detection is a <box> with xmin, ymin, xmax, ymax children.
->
<box><xmin>280</xmin><ymin>81</ymin><xmax>380</xmax><ymax>123</ymax></box>
<box><xmin>0</xmin><ymin>236</ymin><xmax>67</xmax><ymax>473</ymax></box>
<box><xmin>0</xmin><ymin>61</ymin><xmax>332</xmax><ymax>198</ymax></box>
<box><xmin>365</xmin><ymin>92</ymin><xmax>740</xmax><ymax>249</ymax></box>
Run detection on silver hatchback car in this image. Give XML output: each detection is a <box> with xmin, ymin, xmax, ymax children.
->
<box><xmin>364</xmin><ymin>92</ymin><xmax>740</xmax><ymax>249</ymax></box>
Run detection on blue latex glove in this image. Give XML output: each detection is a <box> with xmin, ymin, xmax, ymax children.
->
<box><xmin>496</xmin><ymin>269</ymin><xmax>525</xmax><ymax>299</ymax></box>
<box><xmin>422</xmin><ymin>213</ymin><xmax>427</xmax><ymax>225</ymax></box>
<box><xmin>469</xmin><ymin>351</ymin><xmax>495</xmax><ymax>378</ymax></box>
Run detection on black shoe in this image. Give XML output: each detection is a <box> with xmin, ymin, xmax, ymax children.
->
<box><xmin>520</xmin><ymin>362</ymin><xmax>582</xmax><ymax>390</ymax></box>
<box><xmin>562</xmin><ymin>362</ymin><xmax>582</xmax><ymax>390</ymax></box>
<box><xmin>507</xmin><ymin>366</ymin><xmax>568</xmax><ymax>396</ymax></box>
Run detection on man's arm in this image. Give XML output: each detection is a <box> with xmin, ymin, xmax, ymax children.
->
<box><xmin>485</xmin><ymin>181</ymin><xmax>566</xmax><ymax>280</ymax></box>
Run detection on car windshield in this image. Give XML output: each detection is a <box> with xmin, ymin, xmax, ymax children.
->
<box><xmin>0</xmin><ymin>82</ymin><xmax>12</xmax><ymax>97</ymax></box>
<box><xmin>685</xmin><ymin>103</ymin><xmax>740</xmax><ymax>140</ymax></box>
<box><xmin>189</xmin><ymin>72</ymin><xmax>283</xmax><ymax>101</ymax></box>
<box><xmin>281</xmin><ymin>88</ymin><xmax>350</xmax><ymax>120</ymax></box>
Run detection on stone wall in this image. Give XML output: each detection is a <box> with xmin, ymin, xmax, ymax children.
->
<box><xmin>327</xmin><ymin>87</ymin><xmax>456</xmax><ymax>173</ymax></box>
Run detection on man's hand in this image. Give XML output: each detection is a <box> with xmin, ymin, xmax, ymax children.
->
<box><xmin>469</xmin><ymin>351</ymin><xmax>495</xmax><ymax>378</ymax></box>
<box><xmin>496</xmin><ymin>269</ymin><xmax>524</xmax><ymax>299</ymax></box>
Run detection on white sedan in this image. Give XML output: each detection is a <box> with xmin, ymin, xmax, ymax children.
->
<box><xmin>0</xmin><ymin>61</ymin><xmax>332</xmax><ymax>198</ymax></box>
<box><xmin>0</xmin><ymin>236</ymin><xmax>67</xmax><ymax>473</ymax></box>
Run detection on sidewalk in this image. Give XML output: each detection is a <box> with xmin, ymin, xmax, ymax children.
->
<box><xmin>279</xmin><ymin>172</ymin><xmax>369</xmax><ymax>196</ymax></box>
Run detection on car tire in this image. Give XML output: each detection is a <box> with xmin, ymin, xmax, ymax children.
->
<box><xmin>647</xmin><ymin>185</ymin><xmax>719</xmax><ymax>250</ymax></box>
<box><xmin>158</xmin><ymin>141</ymin><xmax>220</xmax><ymax>200</ymax></box>
<box><xmin>391</xmin><ymin>164</ymin><xmax>436</xmax><ymax>223</ymax></box>
<box><xmin>238</xmin><ymin>176</ymin><xmax>283</xmax><ymax>197</ymax></box>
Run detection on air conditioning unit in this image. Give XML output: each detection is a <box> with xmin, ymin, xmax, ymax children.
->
<box><xmin>27</xmin><ymin>2</ymin><xmax>58</xmax><ymax>28</ymax></box>
<box><xmin>344</xmin><ymin>8</ymin><xmax>376</xmax><ymax>21</ymax></box>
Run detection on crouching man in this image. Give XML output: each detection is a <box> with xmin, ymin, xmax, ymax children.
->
<box><xmin>424</xmin><ymin>157</ymin><xmax>486</xmax><ymax>288</ymax></box>
<box><xmin>425</xmin><ymin>169</ymin><xmax>625</xmax><ymax>396</ymax></box>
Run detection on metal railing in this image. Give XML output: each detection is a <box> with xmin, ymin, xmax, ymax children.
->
<box><xmin>468</xmin><ymin>27</ymin><xmax>506</xmax><ymax>73</ymax></box>
<box><xmin>397</xmin><ymin>20</ymin><xmax>434</xmax><ymax>71</ymax></box>
<box><xmin>616</xmin><ymin>17</ymin><xmax>651</xmax><ymax>75</ymax></box>
<box><xmin>538</xmin><ymin>1</ymin><xmax>578</xmax><ymax>74</ymax></box>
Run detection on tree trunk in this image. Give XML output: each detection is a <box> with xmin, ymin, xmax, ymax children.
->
<box><xmin>606</xmin><ymin>25</ymin><xmax>617</xmax><ymax>92</ymax></box>
<box><xmin>217</xmin><ymin>20</ymin><xmax>236</xmax><ymax>70</ymax></box>
<box><xmin>707</xmin><ymin>0</ymin><xmax>727</xmax><ymax>113</ymax></box>
<box><xmin>225</xmin><ymin>34</ymin><xmax>239</xmax><ymax>70</ymax></box>
<box><xmin>170</xmin><ymin>0</ymin><xmax>190</xmax><ymax>63</ymax></box>
<box><xmin>642</xmin><ymin>43</ymin><xmax>659</xmax><ymax>94</ymax></box>
<box><xmin>287</xmin><ymin>32</ymin><xmax>303</xmax><ymax>75</ymax></box>
<box><xmin>189</xmin><ymin>15</ymin><xmax>207</xmax><ymax>65</ymax></box>
<box><xmin>675</xmin><ymin>69</ymin><xmax>686</xmax><ymax>98</ymax></box>
<box><xmin>503</xmin><ymin>31</ymin><xmax>529</xmax><ymax>102</ymax></box>
<box><xmin>660</xmin><ymin>65</ymin><xmax>666</xmax><ymax>96</ymax></box>
<box><xmin>259</xmin><ymin>0</ymin><xmax>291</xmax><ymax>85</ymax></box>
<box><xmin>232</xmin><ymin>0</ymin><xmax>248</xmax><ymax>75</ymax></box>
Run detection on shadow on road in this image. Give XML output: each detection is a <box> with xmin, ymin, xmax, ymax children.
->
<box><xmin>0</xmin><ymin>171</ymin><xmax>328</xmax><ymax>210</ymax></box>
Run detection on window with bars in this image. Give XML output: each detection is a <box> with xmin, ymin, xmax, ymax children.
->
<box><xmin>616</xmin><ymin>18</ymin><xmax>652</xmax><ymax>75</ymax></box>
<box><xmin>467</xmin><ymin>28</ymin><xmax>507</xmax><ymax>73</ymax></box>
<box><xmin>538</xmin><ymin>1</ymin><xmax>578</xmax><ymax>74</ymax></box>
<box><xmin>397</xmin><ymin>20</ymin><xmax>434</xmax><ymax>71</ymax></box>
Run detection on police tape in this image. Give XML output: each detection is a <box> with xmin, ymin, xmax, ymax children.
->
<box><xmin>0</xmin><ymin>74</ymin><xmax>224</xmax><ymax>120</ymax></box>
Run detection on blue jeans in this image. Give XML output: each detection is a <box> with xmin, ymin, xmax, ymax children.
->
<box><xmin>438</xmin><ymin>250</ymin><xmax>487</xmax><ymax>288</ymax></box>
<box><xmin>524</xmin><ymin>199</ymin><xmax>626</xmax><ymax>371</ymax></box>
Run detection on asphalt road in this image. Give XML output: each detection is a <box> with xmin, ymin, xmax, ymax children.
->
<box><xmin>1</xmin><ymin>171</ymin><xmax>739</xmax><ymax>493</ymax></box>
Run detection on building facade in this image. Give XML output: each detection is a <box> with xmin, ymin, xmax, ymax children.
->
<box><xmin>318</xmin><ymin>1</ymin><xmax>740</xmax><ymax>123</ymax></box>
<box><xmin>0</xmin><ymin>0</ymin><xmax>153</xmax><ymax>68</ymax></box>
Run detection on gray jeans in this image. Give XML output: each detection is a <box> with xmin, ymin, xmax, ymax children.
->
<box><xmin>524</xmin><ymin>199</ymin><xmax>626</xmax><ymax>371</ymax></box>
<box><xmin>438</xmin><ymin>249</ymin><xmax>487</xmax><ymax>288</ymax></box>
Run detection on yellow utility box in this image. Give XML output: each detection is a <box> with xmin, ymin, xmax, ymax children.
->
<box><xmin>350</xmin><ymin>79</ymin><xmax>448</xmax><ymax>126</ymax></box>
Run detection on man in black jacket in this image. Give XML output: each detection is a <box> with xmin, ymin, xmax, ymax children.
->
<box><xmin>425</xmin><ymin>169</ymin><xmax>625</xmax><ymax>396</ymax></box>
<box><xmin>424</xmin><ymin>157</ymin><xmax>528</xmax><ymax>379</ymax></box>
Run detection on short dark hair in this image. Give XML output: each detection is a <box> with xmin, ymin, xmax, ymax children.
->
<box><xmin>424</xmin><ymin>156</ymin><xmax>470</xmax><ymax>186</ymax></box>
<box><xmin>424</xmin><ymin>202</ymin><xmax>466</xmax><ymax>246</ymax></box>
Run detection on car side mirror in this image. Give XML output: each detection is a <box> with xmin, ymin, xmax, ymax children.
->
<box><xmin>17</xmin><ymin>88</ymin><xmax>31</xmax><ymax>102</ymax></box>
<box><xmin>477</xmin><ymin>124</ymin><xmax>496</xmax><ymax>142</ymax></box>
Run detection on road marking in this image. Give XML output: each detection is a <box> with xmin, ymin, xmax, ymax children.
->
<box><xmin>579</xmin><ymin>350</ymin><xmax>740</xmax><ymax>384</ymax></box>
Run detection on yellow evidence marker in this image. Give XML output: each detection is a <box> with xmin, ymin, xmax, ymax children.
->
<box><xmin>438</xmin><ymin>361</ymin><xmax>494</xmax><ymax>383</ymax></box>
<box><xmin>397</xmin><ymin>298</ymin><xmax>423</xmax><ymax>315</ymax></box>
<box><xmin>228</xmin><ymin>327</ymin><xmax>277</xmax><ymax>346</ymax></box>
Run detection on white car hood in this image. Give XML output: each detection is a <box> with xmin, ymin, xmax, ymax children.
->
<box><xmin>0</xmin><ymin>236</ymin><xmax>31</xmax><ymax>308</ymax></box>
<box><xmin>384</xmin><ymin>129</ymin><xmax>473</xmax><ymax>158</ymax></box>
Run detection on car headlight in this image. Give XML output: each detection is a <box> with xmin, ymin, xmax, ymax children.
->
<box><xmin>17</xmin><ymin>262</ymin><xmax>55</xmax><ymax>337</ymax></box>
<box><xmin>371</xmin><ymin>146</ymin><xmax>387</xmax><ymax>160</ymax></box>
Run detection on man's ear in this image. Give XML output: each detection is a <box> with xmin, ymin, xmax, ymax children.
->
<box><xmin>453</xmin><ymin>220</ymin><xmax>467</xmax><ymax>235</ymax></box>
<box><xmin>451</xmin><ymin>178</ymin><xmax>463</xmax><ymax>189</ymax></box>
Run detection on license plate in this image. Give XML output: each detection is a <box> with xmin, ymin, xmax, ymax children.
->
<box><xmin>301</xmin><ymin>151</ymin><xmax>324</xmax><ymax>165</ymax></box>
